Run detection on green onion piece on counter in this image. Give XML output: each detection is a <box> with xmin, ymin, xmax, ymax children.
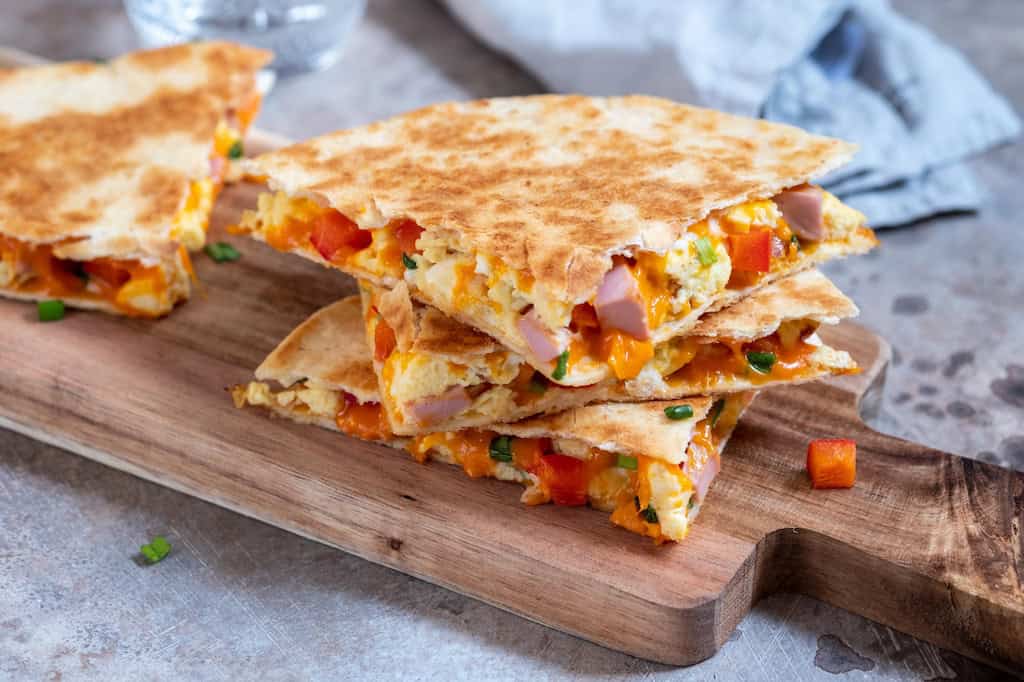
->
<box><xmin>140</xmin><ymin>535</ymin><xmax>171</xmax><ymax>564</ymax></box>
<box><xmin>227</xmin><ymin>140</ymin><xmax>244</xmax><ymax>160</ymax></box>
<box><xmin>746</xmin><ymin>351</ymin><xmax>776</xmax><ymax>374</ymax></box>
<box><xmin>709</xmin><ymin>399</ymin><xmax>726</xmax><ymax>427</ymax></box>
<box><xmin>551</xmin><ymin>350</ymin><xmax>570</xmax><ymax>381</ymax></box>
<box><xmin>489</xmin><ymin>435</ymin><xmax>513</xmax><ymax>462</ymax></box>
<box><xmin>695</xmin><ymin>237</ymin><xmax>718</xmax><ymax>266</ymax></box>
<box><xmin>205</xmin><ymin>242</ymin><xmax>241</xmax><ymax>263</ymax></box>
<box><xmin>664</xmin><ymin>404</ymin><xmax>694</xmax><ymax>420</ymax></box>
<box><xmin>37</xmin><ymin>300</ymin><xmax>65</xmax><ymax>322</ymax></box>
<box><xmin>616</xmin><ymin>454</ymin><xmax>638</xmax><ymax>470</ymax></box>
<box><xmin>642</xmin><ymin>506</ymin><xmax>659</xmax><ymax>524</ymax></box>
<box><xmin>401</xmin><ymin>253</ymin><xmax>417</xmax><ymax>270</ymax></box>
<box><xmin>527</xmin><ymin>373</ymin><xmax>548</xmax><ymax>394</ymax></box>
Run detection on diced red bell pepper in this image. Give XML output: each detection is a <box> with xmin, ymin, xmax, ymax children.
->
<box><xmin>807</xmin><ymin>438</ymin><xmax>856</xmax><ymax>489</ymax></box>
<box><xmin>536</xmin><ymin>452</ymin><xmax>588</xmax><ymax>506</ymax></box>
<box><xmin>728</xmin><ymin>229</ymin><xmax>772</xmax><ymax>272</ymax></box>
<box><xmin>374</xmin><ymin>316</ymin><xmax>397</xmax><ymax>361</ymax></box>
<box><xmin>394</xmin><ymin>219</ymin><xmax>425</xmax><ymax>254</ymax></box>
<box><xmin>309</xmin><ymin>211</ymin><xmax>371</xmax><ymax>262</ymax></box>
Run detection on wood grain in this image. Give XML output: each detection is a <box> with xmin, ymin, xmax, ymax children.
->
<box><xmin>1</xmin><ymin>131</ymin><xmax>1022</xmax><ymax>673</ymax></box>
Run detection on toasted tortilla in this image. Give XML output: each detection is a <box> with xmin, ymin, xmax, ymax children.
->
<box><xmin>243</xmin><ymin>95</ymin><xmax>854</xmax><ymax>299</ymax></box>
<box><xmin>254</xmin><ymin>297</ymin><xmax>381</xmax><ymax>405</ymax></box>
<box><xmin>0</xmin><ymin>42</ymin><xmax>271</xmax><ymax>263</ymax></box>
<box><xmin>239</xmin><ymin>95</ymin><xmax>874</xmax><ymax>384</ymax></box>
<box><xmin>361</xmin><ymin>269</ymin><xmax>857</xmax><ymax>435</ymax></box>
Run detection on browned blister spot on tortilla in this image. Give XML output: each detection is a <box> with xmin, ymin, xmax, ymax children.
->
<box><xmin>251</xmin><ymin>94</ymin><xmax>857</xmax><ymax>301</ymax></box>
<box><xmin>0</xmin><ymin>42</ymin><xmax>270</xmax><ymax>259</ymax></box>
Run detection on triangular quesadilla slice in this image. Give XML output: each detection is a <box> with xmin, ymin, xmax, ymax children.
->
<box><xmin>231</xmin><ymin>296</ymin><xmax>755</xmax><ymax>543</ymax></box>
<box><xmin>0</xmin><ymin>42</ymin><xmax>270</xmax><ymax>316</ymax></box>
<box><xmin>360</xmin><ymin>269</ymin><xmax>855</xmax><ymax>435</ymax></box>
<box><xmin>235</xmin><ymin>95</ymin><xmax>875</xmax><ymax>382</ymax></box>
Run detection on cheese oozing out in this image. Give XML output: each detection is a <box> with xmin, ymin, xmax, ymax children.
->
<box><xmin>237</xmin><ymin>186</ymin><xmax>868</xmax><ymax>382</ymax></box>
<box><xmin>233</xmin><ymin>381</ymin><xmax>750</xmax><ymax>543</ymax></box>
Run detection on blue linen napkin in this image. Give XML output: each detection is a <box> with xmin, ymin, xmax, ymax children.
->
<box><xmin>444</xmin><ymin>0</ymin><xmax>1019</xmax><ymax>227</ymax></box>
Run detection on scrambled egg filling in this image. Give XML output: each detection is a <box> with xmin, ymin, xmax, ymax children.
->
<box><xmin>0</xmin><ymin>236</ymin><xmax>191</xmax><ymax>317</ymax></box>
<box><xmin>240</xmin><ymin>187</ymin><xmax>866</xmax><ymax>381</ymax></box>
<box><xmin>235</xmin><ymin>381</ymin><xmax>748</xmax><ymax>543</ymax></box>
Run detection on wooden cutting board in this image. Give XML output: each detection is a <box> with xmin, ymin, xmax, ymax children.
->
<box><xmin>0</xmin><ymin>84</ymin><xmax>1021</xmax><ymax>670</ymax></box>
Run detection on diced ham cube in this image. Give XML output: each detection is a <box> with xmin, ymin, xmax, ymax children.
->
<box><xmin>517</xmin><ymin>309</ymin><xmax>563</xmax><ymax>362</ymax></box>
<box><xmin>594</xmin><ymin>264</ymin><xmax>650</xmax><ymax>340</ymax></box>
<box><xmin>692</xmin><ymin>454</ymin><xmax>721</xmax><ymax>501</ymax></box>
<box><xmin>773</xmin><ymin>185</ymin><xmax>825</xmax><ymax>242</ymax></box>
<box><xmin>406</xmin><ymin>386</ymin><xmax>472</xmax><ymax>425</ymax></box>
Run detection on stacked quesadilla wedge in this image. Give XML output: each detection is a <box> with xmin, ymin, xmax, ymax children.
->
<box><xmin>359</xmin><ymin>269</ymin><xmax>857</xmax><ymax>434</ymax></box>
<box><xmin>0</xmin><ymin>42</ymin><xmax>270</xmax><ymax>317</ymax></box>
<box><xmin>233</xmin><ymin>296</ymin><xmax>755</xmax><ymax>543</ymax></box>
<box><xmin>232</xmin><ymin>94</ymin><xmax>876</xmax><ymax>542</ymax></box>
<box><xmin>235</xmin><ymin>95</ymin><xmax>875</xmax><ymax>385</ymax></box>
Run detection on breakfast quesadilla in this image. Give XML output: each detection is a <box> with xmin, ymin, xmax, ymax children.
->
<box><xmin>231</xmin><ymin>295</ymin><xmax>755</xmax><ymax>543</ymax></box>
<box><xmin>235</xmin><ymin>95</ymin><xmax>876</xmax><ymax>384</ymax></box>
<box><xmin>0</xmin><ymin>42</ymin><xmax>270</xmax><ymax>316</ymax></box>
<box><xmin>360</xmin><ymin>269</ymin><xmax>856</xmax><ymax>435</ymax></box>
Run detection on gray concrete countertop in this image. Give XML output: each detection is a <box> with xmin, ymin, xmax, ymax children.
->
<box><xmin>1</xmin><ymin>1</ymin><xmax>1021</xmax><ymax>679</ymax></box>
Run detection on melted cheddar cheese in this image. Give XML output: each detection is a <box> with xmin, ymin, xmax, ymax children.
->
<box><xmin>0</xmin><ymin>235</ymin><xmax>189</xmax><ymax>317</ymax></box>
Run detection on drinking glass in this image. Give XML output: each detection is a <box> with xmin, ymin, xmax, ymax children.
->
<box><xmin>123</xmin><ymin>0</ymin><xmax>366</xmax><ymax>74</ymax></box>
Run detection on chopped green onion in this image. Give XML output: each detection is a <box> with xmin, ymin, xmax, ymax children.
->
<box><xmin>204</xmin><ymin>242</ymin><xmax>241</xmax><ymax>263</ymax></box>
<box><xmin>227</xmin><ymin>140</ymin><xmax>244</xmax><ymax>160</ymax></box>
<box><xmin>695</xmin><ymin>237</ymin><xmax>718</xmax><ymax>266</ymax></box>
<box><xmin>641</xmin><ymin>506</ymin><xmax>659</xmax><ymax>524</ymax></box>
<box><xmin>746</xmin><ymin>351</ymin><xmax>776</xmax><ymax>374</ymax></box>
<box><xmin>37</xmin><ymin>300</ymin><xmax>65</xmax><ymax>322</ymax></box>
<box><xmin>664</xmin><ymin>404</ymin><xmax>694</xmax><ymax>420</ymax></box>
<box><xmin>401</xmin><ymin>253</ymin><xmax>417</xmax><ymax>269</ymax></box>
<box><xmin>140</xmin><ymin>535</ymin><xmax>171</xmax><ymax>564</ymax></box>
<box><xmin>709</xmin><ymin>399</ymin><xmax>726</xmax><ymax>427</ymax></box>
<box><xmin>551</xmin><ymin>350</ymin><xmax>570</xmax><ymax>381</ymax></box>
<box><xmin>527</xmin><ymin>373</ymin><xmax>548</xmax><ymax>395</ymax></box>
<box><xmin>489</xmin><ymin>435</ymin><xmax>513</xmax><ymax>462</ymax></box>
<box><xmin>616</xmin><ymin>454</ymin><xmax>638</xmax><ymax>470</ymax></box>
<box><xmin>790</xmin><ymin>234</ymin><xmax>801</xmax><ymax>250</ymax></box>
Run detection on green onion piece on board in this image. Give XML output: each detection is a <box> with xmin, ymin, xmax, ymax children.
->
<box><xmin>695</xmin><ymin>237</ymin><xmax>718</xmax><ymax>266</ymax></box>
<box><xmin>664</xmin><ymin>404</ymin><xmax>694</xmax><ymax>420</ymax></box>
<box><xmin>140</xmin><ymin>535</ymin><xmax>171</xmax><ymax>564</ymax></box>
<box><xmin>227</xmin><ymin>140</ymin><xmax>244</xmax><ymax>160</ymax></box>
<box><xmin>551</xmin><ymin>350</ymin><xmax>570</xmax><ymax>381</ymax></box>
<box><xmin>37</xmin><ymin>300</ymin><xmax>65</xmax><ymax>322</ymax></box>
<box><xmin>746</xmin><ymin>351</ymin><xmax>776</xmax><ymax>374</ymax></box>
<box><xmin>401</xmin><ymin>253</ymin><xmax>417</xmax><ymax>269</ymax></box>
<box><xmin>489</xmin><ymin>435</ymin><xmax>513</xmax><ymax>462</ymax></box>
<box><xmin>205</xmin><ymin>242</ymin><xmax>241</xmax><ymax>263</ymax></box>
<box><xmin>616</xmin><ymin>454</ymin><xmax>638</xmax><ymax>470</ymax></box>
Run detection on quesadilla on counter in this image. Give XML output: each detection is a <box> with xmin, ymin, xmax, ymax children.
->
<box><xmin>0</xmin><ymin>42</ymin><xmax>270</xmax><ymax>316</ymax></box>
<box><xmin>360</xmin><ymin>269</ymin><xmax>856</xmax><ymax>435</ymax></box>
<box><xmin>231</xmin><ymin>295</ymin><xmax>755</xmax><ymax>543</ymax></box>
<box><xmin>235</xmin><ymin>95</ymin><xmax>876</xmax><ymax>384</ymax></box>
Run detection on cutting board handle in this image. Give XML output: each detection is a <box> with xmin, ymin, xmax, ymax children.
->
<box><xmin>745</xmin><ymin>325</ymin><xmax>1024</xmax><ymax>672</ymax></box>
